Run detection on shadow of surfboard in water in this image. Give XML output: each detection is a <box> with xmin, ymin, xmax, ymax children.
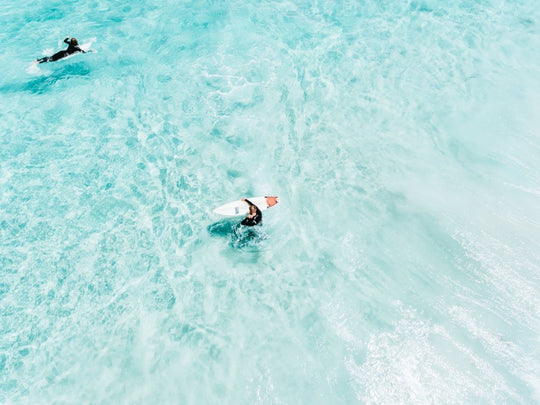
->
<box><xmin>207</xmin><ymin>219</ymin><xmax>268</xmax><ymax>250</ymax></box>
<box><xmin>0</xmin><ymin>62</ymin><xmax>91</xmax><ymax>95</ymax></box>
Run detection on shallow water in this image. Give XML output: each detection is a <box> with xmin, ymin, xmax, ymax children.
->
<box><xmin>1</xmin><ymin>1</ymin><xmax>539</xmax><ymax>403</ymax></box>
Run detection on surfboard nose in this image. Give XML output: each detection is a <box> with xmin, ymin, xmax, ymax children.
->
<box><xmin>265</xmin><ymin>196</ymin><xmax>278</xmax><ymax>208</ymax></box>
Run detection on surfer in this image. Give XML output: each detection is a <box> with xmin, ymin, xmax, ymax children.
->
<box><xmin>241</xmin><ymin>198</ymin><xmax>262</xmax><ymax>226</ymax></box>
<box><xmin>36</xmin><ymin>37</ymin><xmax>87</xmax><ymax>63</ymax></box>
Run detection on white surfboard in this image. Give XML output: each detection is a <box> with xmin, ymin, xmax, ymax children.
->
<box><xmin>79</xmin><ymin>42</ymin><xmax>93</xmax><ymax>52</ymax></box>
<box><xmin>60</xmin><ymin>42</ymin><xmax>94</xmax><ymax>60</ymax></box>
<box><xmin>213</xmin><ymin>196</ymin><xmax>279</xmax><ymax>217</ymax></box>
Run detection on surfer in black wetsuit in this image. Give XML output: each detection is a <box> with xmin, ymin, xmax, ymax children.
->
<box><xmin>36</xmin><ymin>37</ymin><xmax>87</xmax><ymax>63</ymax></box>
<box><xmin>241</xmin><ymin>198</ymin><xmax>262</xmax><ymax>226</ymax></box>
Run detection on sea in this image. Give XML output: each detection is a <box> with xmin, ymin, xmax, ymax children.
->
<box><xmin>0</xmin><ymin>0</ymin><xmax>539</xmax><ymax>403</ymax></box>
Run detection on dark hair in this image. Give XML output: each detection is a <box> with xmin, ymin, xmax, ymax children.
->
<box><xmin>70</xmin><ymin>38</ymin><xmax>78</xmax><ymax>45</ymax></box>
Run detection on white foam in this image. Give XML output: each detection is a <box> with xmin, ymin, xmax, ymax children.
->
<box><xmin>449</xmin><ymin>305</ymin><xmax>540</xmax><ymax>397</ymax></box>
<box><xmin>347</xmin><ymin>307</ymin><xmax>520</xmax><ymax>403</ymax></box>
<box><xmin>25</xmin><ymin>61</ymin><xmax>42</xmax><ymax>75</ymax></box>
<box><xmin>454</xmin><ymin>229</ymin><xmax>540</xmax><ymax>334</ymax></box>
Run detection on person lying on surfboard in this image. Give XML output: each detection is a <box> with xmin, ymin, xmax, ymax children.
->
<box><xmin>241</xmin><ymin>199</ymin><xmax>262</xmax><ymax>226</ymax></box>
<box><xmin>36</xmin><ymin>37</ymin><xmax>88</xmax><ymax>63</ymax></box>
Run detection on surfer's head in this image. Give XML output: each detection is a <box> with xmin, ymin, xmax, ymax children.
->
<box><xmin>70</xmin><ymin>38</ymin><xmax>78</xmax><ymax>45</ymax></box>
<box><xmin>249</xmin><ymin>205</ymin><xmax>257</xmax><ymax>215</ymax></box>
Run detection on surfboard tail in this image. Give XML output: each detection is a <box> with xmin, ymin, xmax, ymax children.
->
<box><xmin>265</xmin><ymin>196</ymin><xmax>278</xmax><ymax>208</ymax></box>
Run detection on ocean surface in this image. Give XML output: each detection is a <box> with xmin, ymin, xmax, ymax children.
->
<box><xmin>1</xmin><ymin>0</ymin><xmax>539</xmax><ymax>403</ymax></box>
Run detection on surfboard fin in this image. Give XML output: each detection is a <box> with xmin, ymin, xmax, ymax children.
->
<box><xmin>265</xmin><ymin>196</ymin><xmax>278</xmax><ymax>208</ymax></box>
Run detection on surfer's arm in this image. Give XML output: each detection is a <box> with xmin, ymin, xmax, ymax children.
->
<box><xmin>243</xmin><ymin>199</ymin><xmax>262</xmax><ymax>216</ymax></box>
<box><xmin>244</xmin><ymin>199</ymin><xmax>259</xmax><ymax>209</ymax></box>
<box><xmin>64</xmin><ymin>37</ymin><xmax>70</xmax><ymax>45</ymax></box>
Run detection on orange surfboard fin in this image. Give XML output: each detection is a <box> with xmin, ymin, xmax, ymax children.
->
<box><xmin>265</xmin><ymin>196</ymin><xmax>279</xmax><ymax>208</ymax></box>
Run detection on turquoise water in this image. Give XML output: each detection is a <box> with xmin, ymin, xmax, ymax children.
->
<box><xmin>1</xmin><ymin>0</ymin><xmax>539</xmax><ymax>403</ymax></box>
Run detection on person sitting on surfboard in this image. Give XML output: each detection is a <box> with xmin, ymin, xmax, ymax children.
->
<box><xmin>36</xmin><ymin>37</ymin><xmax>87</xmax><ymax>63</ymax></box>
<box><xmin>241</xmin><ymin>199</ymin><xmax>262</xmax><ymax>226</ymax></box>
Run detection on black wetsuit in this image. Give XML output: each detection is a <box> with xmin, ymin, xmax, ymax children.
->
<box><xmin>241</xmin><ymin>199</ymin><xmax>262</xmax><ymax>226</ymax></box>
<box><xmin>37</xmin><ymin>38</ymin><xmax>84</xmax><ymax>63</ymax></box>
